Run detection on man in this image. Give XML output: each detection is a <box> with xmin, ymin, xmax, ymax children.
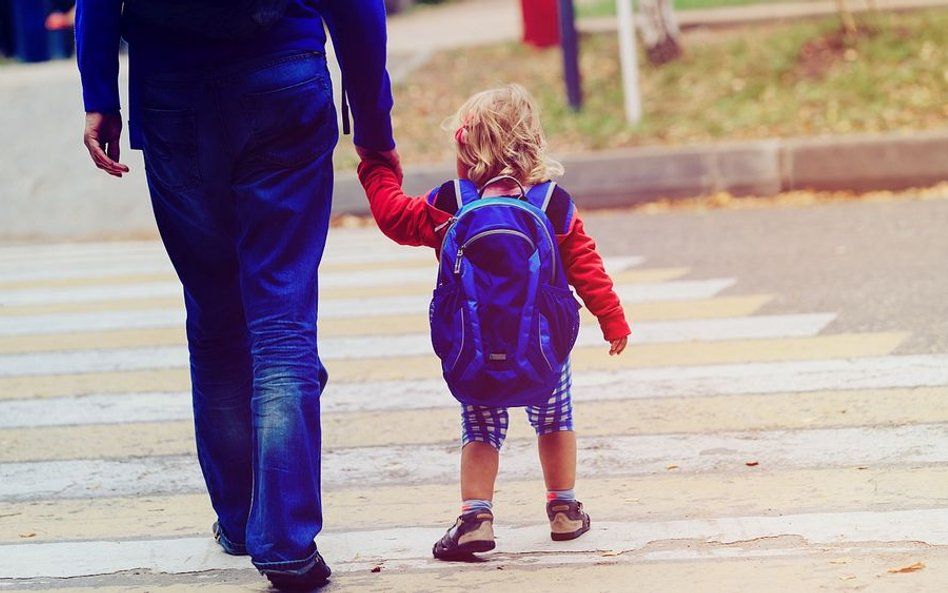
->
<box><xmin>76</xmin><ymin>0</ymin><xmax>399</xmax><ymax>588</ymax></box>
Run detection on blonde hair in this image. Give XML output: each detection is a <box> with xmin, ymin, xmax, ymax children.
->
<box><xmin>447</xmin><ymin>84</ymin><xmax>563</xmax><ymax>189</ymax></box>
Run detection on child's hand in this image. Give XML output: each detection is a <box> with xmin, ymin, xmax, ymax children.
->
<box><xmin>609</xmin><ymin>336</ymin><xmax>628</xmax><ymax>356</ymax></box>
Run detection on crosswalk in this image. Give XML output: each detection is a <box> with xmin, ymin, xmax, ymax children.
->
<box><xmin>1</xmin><ymin>228</ymin><xmax>947</xmax><ymax>591</ymax></box>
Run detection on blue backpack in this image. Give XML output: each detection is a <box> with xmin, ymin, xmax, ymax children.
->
<box><xmin>429</xmin><ymin>176</ymin><xmax>582</xmax><ymax>408</ymax></box>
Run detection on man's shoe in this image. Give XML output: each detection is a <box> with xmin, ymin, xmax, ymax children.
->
<box><xmin>262</xmin><ymin>551</ymin><xmax>332</xmax><ymax>591</ymax></box>
<box><xmin>212</xmin><ymin>521</ymin><xmax>247</xmax><ymax>556</ymax></box>
<box><xmin>547</xmin><ymin>499</ymin><xmax>591</xmax><ymax>541</ymax></box>
<box><xmin>432</xmin><ymin>510</ymin><xmax>495</xmax><ymax>560</ymax></box>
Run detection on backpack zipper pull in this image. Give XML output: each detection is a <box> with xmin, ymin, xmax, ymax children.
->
<box><xmin>454</xmin><ymin>248</ymin><xmax>463</xmax><ymax>274</ymax></box>
<box><xmin>434</xmin><ymin>216</ymin><xmax>457</xmax><ymax>233</ymax></box>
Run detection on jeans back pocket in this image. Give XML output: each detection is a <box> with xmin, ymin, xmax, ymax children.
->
<box><xmin>141</xmin><ymin>107</ymin><xmax>202</xmax><ymax>191</ymax></box>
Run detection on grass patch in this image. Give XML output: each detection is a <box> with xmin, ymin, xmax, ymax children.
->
<box><xmin>337</xmin><ymin>10</ymin><xmax>948</xmax><ymax>169</ymax></box>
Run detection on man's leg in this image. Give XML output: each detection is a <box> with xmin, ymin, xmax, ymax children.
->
<box><xmin>139</xmin><ymin>77</ymin><xmax>253</xmax><ymax>554</ymax></box>
<box><xmin>225</xmin><ymin>51</ymin><xmax>338</xmax><ymax>575</ymax></box>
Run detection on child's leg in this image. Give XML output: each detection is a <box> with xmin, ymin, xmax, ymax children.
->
<box><xmin>459</xmin><ymin>404</ymin><xmax>508</xmax><ymax>502</ymax></box>
<box><xmin>527</xmin><ymin>360</ymin><xmax>590</xmax><ymax>541</ymax></box>
<box><xmin>461</xmin><ymin>441</ymin><xmax>500</xmax><ymax>501</ymax></box>
<box><xmin>527</xmin><ymin>360</ymin><xmax>575</xmax><ymax>491</ymax></box>
<box><xmin>537</xmin><ymin>430</ymin><xmax>576</xmax><ymax>492</ymax></box>
<box><xmin>432</xmin><ymin>405</ymin><xmax>508</xmax><ymax>560</ymax></box>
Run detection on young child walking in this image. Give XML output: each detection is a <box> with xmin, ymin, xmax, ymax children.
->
<box><xmin>357</xmin><ymin>84</ymin><xmax>630</xmax><ymax>560</ymax></box>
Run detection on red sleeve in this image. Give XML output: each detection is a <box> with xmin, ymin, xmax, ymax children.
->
<box><xmin>357</xmin><ymin>157</ymin><xmax>450</xmax><ymax>250</ymax></box>
<box><xmin>558</xmin><ymin>209</ymin><xmax>631</xmax><ymax>341</ymax></box>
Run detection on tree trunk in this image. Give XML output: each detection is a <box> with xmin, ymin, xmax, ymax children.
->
<box><xmin>638</xmin><ymin>0</ymin><xmax>683</xmax><ymax>65</ymax></box>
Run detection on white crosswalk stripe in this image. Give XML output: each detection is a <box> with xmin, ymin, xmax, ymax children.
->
<box><xmin>3</xmin><ymin>508</ymin><xmax>948</xmax><ymax>579</ymax></box>
<box><xmin>0</xmin><ymin>314</ymin><xmax>836</xmax><ymax>376</ymax></box>
<box><xmin>4</xmin><ymin>424</ymin><xmax>948</xmax><ymax>500</ymax></box>
<box><xmin>4</xmin><ymin>353</ymin><xmax>948</xmax><ymax>427</ymax></box>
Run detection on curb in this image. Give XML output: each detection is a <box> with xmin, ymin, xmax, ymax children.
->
<box><xmin>332</xmin><ymin>130</ymin><xmax>948</xmax><ymax>214</ymax></box>
<box><xmin>1</xmin><ymin>131</ymin><xmax>945</xmax><ymax>244</ymax></box>
<box><xmin>579</xmin><ymin>0</ymin><xmax>948</xmax><ymax>33</ymax></box>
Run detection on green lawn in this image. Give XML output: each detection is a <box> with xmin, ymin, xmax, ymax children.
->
<box><xmin>338</xmin><ymin>9</ymin><xmax>947</xmax><ymax>170</ymax></box>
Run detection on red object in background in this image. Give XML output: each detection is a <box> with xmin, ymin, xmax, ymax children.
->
<box><xmin>520</xmin><ymin>0</ymin><xmax>560</xmax><ymax>48</ymax></box>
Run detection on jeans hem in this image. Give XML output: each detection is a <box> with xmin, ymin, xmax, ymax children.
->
<box><xmin>253</xmin><ymin>548</ymin><xmax>322</xmax><ymax>574</ymax></box>
<box><xmin>213</xmin><ymin>522</ymin><xmax>248</xmax><ymax>556</ymax></box>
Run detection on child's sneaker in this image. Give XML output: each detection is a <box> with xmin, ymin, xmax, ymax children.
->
<box><xmin>546</xmin><ymin>499</ymin><xmax>591</xmax><ymax>541</ymax></box>
<box><xmin>432</xmin><ymin>509</ymin><xmax>496</xmax><ymax>560</ymax></box>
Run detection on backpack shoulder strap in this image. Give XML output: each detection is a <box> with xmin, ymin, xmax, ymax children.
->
<box><xmin>426</xmin><ymin>179</ymin><xmax>480</xmax><ymax>215</ymax></box>
<box><xmin>526</xmin><ymin>182</ymin><xmax>575</xmax><ymax>235</ymax></box>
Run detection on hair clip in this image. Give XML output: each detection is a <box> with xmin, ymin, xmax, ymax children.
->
<box><xmin>454</xmin><ymin>114</ymin><xmax>471</xmax><ymax>145</ymax></box>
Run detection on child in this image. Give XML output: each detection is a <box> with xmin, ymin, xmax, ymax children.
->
<box><xmin>357</xmin><ymin>84</ymin><xmax>630</xmax><ymax>560</ymax></box>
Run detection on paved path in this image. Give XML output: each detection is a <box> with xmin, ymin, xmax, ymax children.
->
<box><xmin>1</xmin><ymin>204</ymin><xmax>947</xmax><ymax>590</ymax></box>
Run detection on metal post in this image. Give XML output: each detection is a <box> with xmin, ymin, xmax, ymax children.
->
<box><xmin>558</xmin><ymin>0</ymin><xmax>582</xmax><ymax>111</ymax></box>
<box><xmin>616</xmin><ymin>0</ymin><xmax>642</xmax><ymax>124</ymax></box>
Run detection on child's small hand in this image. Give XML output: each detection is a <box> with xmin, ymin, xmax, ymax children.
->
<box><xmin>609</xmin><ymin>336</ymin><xmax>628</xmax><ymax>356</ymax></box>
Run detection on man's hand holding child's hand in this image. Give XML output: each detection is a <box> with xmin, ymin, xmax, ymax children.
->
<box><xmin>609</xmin><ymin>336</ymin><xmax>628</xmax><ymax>356</ymax></box>
<box><xmin>355</xmin><ymin>145</ymin><xmax>403</xmax><ymax>183</ymax></box>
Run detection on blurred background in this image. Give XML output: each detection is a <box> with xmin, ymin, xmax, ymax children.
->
<box><xmin>0</xmin><ymin>0</ymin><xmax>945</xmax><ymax>242</ymax></box>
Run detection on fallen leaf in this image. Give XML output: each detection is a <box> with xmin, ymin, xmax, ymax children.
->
<box><xmin>19</xmin><ymin>532</ymin><xmax>36</xmax><ymax>538</ymax></box>
<box><xmin>887</xmin><ymin>561</ymin><xmax>925</xmax><ymax>574</ymax></box>
<box><xmin>666</xmin><ymin>464</ymin><xmax>679</xmax><ymax>470</ymax></box>
<box><xmin>838</xmin><ymin>575</ymin><xmax>857</xmax><ymax>581</ymax></box>
<box><xmin>745</xmin><ymin>461</ymin><xmax>759</xmax><ymax>467</ymax></box>
<box><xmin>371</xmin><ymin>565</ymin><xmax>383</xmax><ymax>573</ymax></box>
<box><xmin>601</xmin><ymin>550</ymin><xmax>620</xmax><ymax>557</ymax></box>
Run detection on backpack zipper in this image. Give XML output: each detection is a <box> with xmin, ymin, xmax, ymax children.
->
<box><xmin>444</xmin><ymin>200</ymin><xmax>558</xmax><ymax>283</ymax></box>
<box><xmin>452</xmin><ymin>307</ymin><xmax>466</xmax><ymax>370</ymax></box>
<box><xmin>538</xmin><ymin>321</ymin><xmax>554</xmax><ymax>372</ymax></box>
<box><xmin>454</xmin><ymin>229</ymin><xmax>534</xmax><ymax>274</ymax></box>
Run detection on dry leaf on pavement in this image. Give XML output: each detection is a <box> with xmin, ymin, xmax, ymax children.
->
<box><xmin>887</xmin><ymin>562</ymin><xmax>926</xmax><ymax>574</ymax></box>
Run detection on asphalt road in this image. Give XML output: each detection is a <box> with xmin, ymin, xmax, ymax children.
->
<box><xmin>585</xmin><ymin>194</ymin><xmax>948</xmax><ymax>354</ymax></box>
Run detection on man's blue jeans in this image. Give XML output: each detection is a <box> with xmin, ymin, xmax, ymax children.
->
<box><xmin>138</xmin><ymin>51</ymin><xmax>337</xmax><ymax>574</ymax></box>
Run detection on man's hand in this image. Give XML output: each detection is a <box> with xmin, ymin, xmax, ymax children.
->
<box><xmin>609</xmin><ymin>336</ymin><xmax>628</xmax><ymax>356</ymax></box>
<box><xmin>355</xmin><ymin>145</ymin><xmax>402</xmax><ymax>183</ymax></box>
<box><xmin>84</xmin><ymin>112</ymin><xmax>130</xmax><ymax>177</ymax></box>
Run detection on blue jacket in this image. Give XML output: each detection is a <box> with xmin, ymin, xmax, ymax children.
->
<box><xmin>76</xmin><ymin>0</ymin><xmax>395</xmax><ymax>150</ymax></box>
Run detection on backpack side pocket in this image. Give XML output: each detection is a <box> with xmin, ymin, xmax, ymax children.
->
<box><xmin>429</xmin><ymin>284</ymin><xmax>460</xmax><ymax>362</ymax></box>
<box><xmin>538</xmin><ymin>284</ymin><xmax>582</xmax><ymax>362</ymax></box>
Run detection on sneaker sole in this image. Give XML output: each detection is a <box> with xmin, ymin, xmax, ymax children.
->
<box><xmin>432</xmin><ymin>539</ymin><xmax>496</xmax><ymax>560</ymax></box>
<box><xmin>551</xmin><ymin>521</ymin><xmax>591</xmax><ymax>541</ymax></box>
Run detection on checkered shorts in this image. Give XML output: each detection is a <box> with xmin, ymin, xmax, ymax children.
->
<box><xmin>460</xmin><ymin>360</ymin><xmax>573</xmax><ymax>450</ymax></box>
